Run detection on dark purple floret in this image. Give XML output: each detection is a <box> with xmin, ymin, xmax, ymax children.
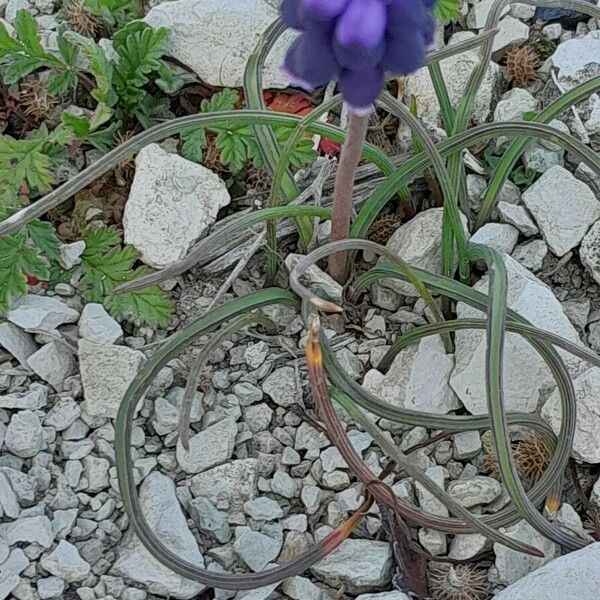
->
<box><xmin>281</xmin><ymin>0</ymin><xmax>436</xmax><ymax>113</ymax></box>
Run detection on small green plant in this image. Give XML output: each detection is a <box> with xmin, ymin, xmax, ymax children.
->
<box><xmin>483</xmin><ymin>145</ymin><xmax>537</xmax><ymax>188</ymax></box>
<box><xmin>180</xmin><ymin>88</ymin><xmax>316</xmax><ymax>172</ymax></box>
<box><xmin>80</xmin><ymin>226</ymin><xmax>172</xmax><ymax>327</ymax></box>
<box><xmin>435</xmin><ymin>0</ymin><xmax>462</xmax><ymax>21</ymax></box>
<box><xmin>0</xmin><ymin>11</ymin><xmax>80</xmax><ymax>95</ymax></box>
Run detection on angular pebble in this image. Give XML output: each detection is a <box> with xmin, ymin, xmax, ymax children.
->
<box><xmin>40</xmin><ymin>540</ymin><xmax>91</xmax><ymax>583</ymax></box>
<box><xmin>7</xmin><ymin>295</ymin><xmax>78</xmax><ymax>332</ymax></box>
<box><xmin>79</xmin><ymin>303</ymin><xmax>123</xmax><ymax>344</ymax></box>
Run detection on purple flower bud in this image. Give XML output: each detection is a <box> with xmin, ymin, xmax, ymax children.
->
<box><xmin>281</xmin><ymin>0</ymin><xmax>436</xmax><ymax>113</ymax></box>
<box><xmin>335</xmin><ymin>0</ymin><xmax>387</xmax><ymax>52</ymax></box>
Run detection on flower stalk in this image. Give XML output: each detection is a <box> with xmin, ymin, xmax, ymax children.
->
<box><xmin>328</xmin><ymin>112</ymin><xmax>370</xmax><ymax>283</ymax></box>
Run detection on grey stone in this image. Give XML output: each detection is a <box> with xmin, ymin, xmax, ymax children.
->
<box><xmin>551</xmin><ymin>31</ymin><xmax>600</xmax><ymax>92</ymax></box>
<box><xmin>82</xmin><ymin>456</ymin><xmax>110</xmax><ymax>492</ymax></box>
<box><xmin>233</xmin><ymin>527</ymin><xmax>282</xmax><ymax>572</ymax></box>
<box><xmin>262</xmin><ymin>367</ymin><xmax>298</xmax><ymax>408</ymax></box>
<box><xmin>494</xmin><ymin>543</ymin><xmax>600</xmax><ymax>599</ymax></box>
<box><xmin>494</xmin><ymin>520</ymin><xmax>557</xmax><ymax>585</ymax></box>
<box><xmin>382</xmin><ymin>208</ymin><xmax>469</xmax><ymax>296</ymax></box>
<box><xmin>362</xmin><ymin>335</ymin><xmax>460</xmax><ymax>415</ymax></box>
<box><xmin>27</xmin><ymin>342</ymin><xmax>76</xmax><ymax>390</ymax></box>
<box><xmin>281</xmin><ymin>576</ymin><xmax>331</xmax><ymax>600</ymax></box>
<box><xmin>311</xmin><ymin>539</ymin><xmax>392</xmax><ymax>594</ymax></box>
<box><xmin>244</xmin><ymin>403</ymin><xmax>273</xmax><ymax>433</ymax></box>
<box><xmin>415</xmin><ymin>466</ymin><xmax>448</xmax><ymax>518</ymax></box>
<box><xmin>79</xmin><ymin>340</ymin><xmax>145</xmax><ymax>419</ymax></box>
<box><xmin>123</xmin><ymin>143</ymin><xmax>230</xmax><ymax>269</ymax></box>
<box><xmin>188</xmin><ymin>496</ymin><xmax>230</xmax><ymax>543</ymax></box>
<box><xmin>0</xmin><ymin>575</ymin><xmax>20</xmax><ymax>600</ymax></box>
<box><xmin>144</xmin><ymin>0</ymin><xmax>295</xmax><ymax>89</ymax></box>
<box><xmin>451</xmin><ymin>254</ymin><xmax>579</xmax><ymax>414</ymax></box>
<box><xmin>0</xmin><ymin>322</ymin><xmax>37</xmax><ymax>368</ymax></box>
<box><xmin>40</xmin><ymin>540</ymin><xmax>91</xmax><ymax>583</ymax></box>
<box><xmin>7</xmin><ymin>295</ymin><xmax>78</xmax><ymax>332</ymax></box>
<box><xmin>37</xmin><ymin>576</ymin><xmax>64</xmax><ymax>599</ymax></box>
<box><xmin>493</xmin><ymin>15</ymin><xmax>530</xmax><ymax>56</ymax></box>
<box><xmin>243</xmin><ymin>497</ymin><xmax>283</xmax><ymax>521</ymax></box>
<box><xmin>448</xmin><ymin>533</ymin><xmax>488</xmax><ymax>560</ymax></box>
<box><xmin>0</xmin><ymin>472</ymin><xmax>20</xmax><ymax>519</ymax></box>
<box><xmin>453</xmin><ymin>431</ymin><xmax>482</xmax><ymax>460</ymax></box>
<box><xmin>542</xmin><ymin>367</ymin><xmax>600</xmax><ymax>463</ymax></box>
<box><xmin>498</xmin><ymin>201</ymin><xmax>538</xmax><ymax>236</ymax></box>
<box><xmin>447</xmin><ymin>476</ymin><xmax>502</xmax><ymax>508</ymax></box>
<box><xmin>176</xmin><ymin>418</ymin><xmax>237</xmax><ymax>474</ymax></box>
<box><xmin>355</xmin><ymin>594</ymin><xmax>412</xmax><ymax>600</ymax></box>
<box><xmin>512</xmin><ymin>240</ymin><xmax>548</xmax><ymax>271</ymax></box>
<box><xmin>467</xmin><ymin>0</ymin><xmax>510</xmax><ymax>28</ymax></box>
<box><xmin>470</xmin><ymin>223</ymin><xmax>519</xmax><ymax>255</ymax></box>
<box><xmin>493</xmin><ymin>88</ymin><xmax>538</xmax><ymax>149</ymax></box>
<box><xmin>580</xmin><ymin>220</ymin><xmax>600</xmax><ymax>285</ymax></box>
<box><xmin>112</xmin><ymin>472</ymin><xmax>205</xmax><ymax>598</ymax></box>
<box><xmin>561</xmin><ymin>298</ymin><xmax>590</xmax><ymax>330</ymax></box>
<box><xmin>190</xmin><ymin>459</ymin><xmax>258</xmax><ymax>505</ymax></box>
<box><xmin>44</xmin><ymin>397</ymin><xmax>80</xmax><ymax>431</ymax></box>
<box><xmin>523</xmin><ymin>165</ymin><xmax>600</xmax><ymax>256</ymax></box>
<box><xmin>59</xmin><ymin>241</ymin><xmax>85</xmax><ymax>270</ymax></box>
<box><xmin>244</xmin><ymin>341</ymin><xmax>269</xmax><ymax>370</ymax></box>
<box><xmin>79</xmin><ymin>303</ymin><xmax>123</xmax><ymax>344</ymax></box>
<box><xmin>271</xmin><ymin>470</ymin><xmax>296</xmax><ymax>499</ymax></box>
<box><xmin>285</xmin><ymin>253</ymin><xmax>343</xmax><ymax>304</ymax></box>
<box><xmin>0</xmin><ymin>515</ymin><xmax>54</xmax><ymax>548</ymax></box>
<box><xmin>5</xmin><ymin>410</ymin><xmax>43</xmax><ymax>458</ymax></box>
<box><xmin>0</xmin><ymin>384</ymin><xmax>47</xmax><ymax>410</ymax></box>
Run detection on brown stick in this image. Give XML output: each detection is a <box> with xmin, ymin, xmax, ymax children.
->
<box><xmin>329</xmin><ymin>112</ymin><xmax>370</xmax><ymax>283</ymax></box>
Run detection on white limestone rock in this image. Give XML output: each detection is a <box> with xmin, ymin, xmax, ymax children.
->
<box><xmin>494</xmin><ymin>520</ymin><xmax>557</xmax><ymax>585</ymax></box>
<box><xmin>190</xmin><ymin>459</ymin><xmax>258</xmax><ymax>506</ymax></box>
<box><xmin>4</xmin><ymin>410</ymin><xmax>43</xmax><ymax>458</ymax></box>
<box><xmin>27</xmin><ymin>342</ymin><xmax>76</xmax><ymax>391</ymax></box>
<box><xmin>123</xmin><ymin>144</ymin><xmax>230</xmax><ymax>269</ymax></box>
<box><xmin>470</xmin><ymin>223</ymin><xmax>519</xmax><ymax>256</ymax></box>
<box><xmin>176</xmin><ymin>417</ymin><xmax>237</xmax><ymax>474</ymax></box>
<box><xmin>493</xmin><ymin>88</ymin><xmax>538</xmax><ymax>149</ymax></box>
<box><xmin>285</xmin><ymin>253</ymin><xmax>343</xmax><ymax>304</ymax></box>
<box><xmin>498</xmin><ymin>201</ymin><xmax>538</xmax><ymax>236</ymax></box>
<box><xmin>40</xmin><ymin>540</ymin><xmax>91</xmax><ymax>583</ymax></box>
<box><xmin>450</xmin><ymin>253</ymin><xmax>580</xmax><ymax>414</ymax></box>
<box><xmin>404</xmin><ymin>34</ymin><xmax>502</xmax><ymax>128</ymax></box>
<box><xmin>311</xmin><ymin>539</ymin><xmax>392</xmax><ymax>595</ymax></box>
<box><xmin>522</xmin><ymin>166</ymin><xmax>600</xmax><ymax>256</ymax></box>
<box><xmin>7</xmin><ymin>294</ymin><xmax>78</xmax><ymax>332</ymax></box>
<box><xmin>112</xmin><ymin>472</ymin><xmax>205</xmax><ymax>599</ymax></box>
<box><xmin>580</xmin><ymin>220</ymin><xmax>600</xmax><ymax>285</ymax></box>
<box><xmin>382</xmin><ymin>208</ymin><xmax>469</xmax><ymax>297</ymax></box>
<box><xmin>447</xmin><ymin>476</ymin><xmax>502</xmax><ymax>508</ymax></box>
<box><xmin>542</xmin><ymin>367</ymin><xmax>600</xmax><ymax>463</ymax></box>
<box><xmin>0</xmin><ymin>322</ymin><xmax>37</xmax><ymax>368</ymax></box>
<box><xmin>494</xmin><ymin>543</ymin><xmax>600</xmax><ymax>599</ymax></box>
<box><xmin>0</xmin><ymin>515</ymin><xmax>54</xmax><ymax>548</ymax></box>
<box><xmin>492</xmin><ymin>16</ymin><xmax>530</xmax><ymax>56</ymax></box>
<box><xmin>551</xmin><ymin>31</ymin><xmax>600</xmax><ymax>91</ymax></box>
<box><xmin>79</xmin><ymin>340</ymin><xmax>145</xmax><ymax>419</ymax></box>
<box><xmin>512</xmin><ymin>240</ymin><xmax>548</xmax><ymax>272</ymax></box>
<box><xmin>144</xmin><ymin>0</ymin><xmax>295</xmax><ymax>88</ymax></box>
<box><xmin>362</xmin><ymin>335</ymin><xmax>460</xmax><ymax>415</ymax></box>
<box><xmin>78</xmin><ymin>303</ymin><xmax>123</xmax><ymax>344</ymax></box>
<box><xmin>233</xmin><ymin>527</ymin><xmax>282</xmax><ymax>572</ymax></box>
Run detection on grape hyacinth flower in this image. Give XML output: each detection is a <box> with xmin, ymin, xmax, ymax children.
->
<box><xmin>281</xmin><ymin>0</ymin><xmax>436</xmax><ymax>114</ymax></box>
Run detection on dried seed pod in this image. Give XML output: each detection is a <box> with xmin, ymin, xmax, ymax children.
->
<box><xmin>514</xmin><ymin>433</ymin><xmax>551</xmax><ymax>483</ymax></box>
<box><xmin>367</xmin><ymin>212</ymin><xmax>402</xmax><ymax>246</ymax></box>
<box><xmin>20</xmin><ymin>78</ymin><xmax>56</xmax><ymax>124</ymax></box>
<box><xmin>246</xmin><ymin>167</ymin><xmax>272</xmax><ymax>194</ymax></box>
<box><xmin>506</xmin><ymin>44</ymin><xmax>540</xmax><ymax>88</ymax></box>
<box><xmin>66</xmin><ymin>0</ymin><xmax>103</xmax><ymax>38</ymax></box>
<box><xmin>429</xmin><ymin>564</ymin><xmax>488</xmax><ymax>600</ymax></box>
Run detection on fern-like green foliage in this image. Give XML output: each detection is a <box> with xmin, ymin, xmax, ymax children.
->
<box><xmin>0</xmin><ymin>125</ymin><xmax>74</xmax><ymax>198</ymax></box>
<box><xmin>80</xmin><ymin>227</ymin><xmax>172</xmax><ymax>327</ymax></box>
<box><xmin>85</xmin><ymin>0</ymin><xmax>142</xmax><ymax>30</ymax></box>
<box><xmin>435</xmin><ymin>0</ymin><xmax>462</xmax><ymax>21</ymax></box>
<box><xmin>0</xmin><ymin>10</ymin><xmax>79</xmax><ymax>94</ymax></box>
<box><xmin>180</xmin><ymin>89</ymin><xmax>316</xmax><ymax>172</ymax></box>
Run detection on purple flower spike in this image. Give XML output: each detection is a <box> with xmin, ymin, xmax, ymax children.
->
<box><xmin>281</xmin><ymin>0</ymin><xmax>437</xmax><ymax>113</ymax></box>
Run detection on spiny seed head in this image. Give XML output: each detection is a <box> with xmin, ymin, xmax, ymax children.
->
<box><xmin>429</xmin><ymin>564</ymin><xmax>488</xmax><ymax>600</ymax></box>
<box><xmin>506</xmin><ymin>44</ymin><xmax>539</xmax><ymax>88</ymax></box>
<box><xmin>66</xmin><ymin>0</ymin><xmax>103</xmax><ymax>38</ymax></box>
<box><xmin>514</xmin><ymin>433</ymin><xmax>551</xmax><ymax>483</ymax></box>
<box><xmin>20</xmin><ymin>79</ymin><xmax>56</xmax><ymax>124</ymax></box>
<box><xmin>281</xmin><ymin>0</ymin><xmax>437</xmax><ymax>114</ymax></box>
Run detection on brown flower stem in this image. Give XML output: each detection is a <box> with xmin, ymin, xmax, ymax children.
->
<box><xmin>329</xmin><ymin>112</ymin><xmax>370</xmax><ymax>283</ymax></box>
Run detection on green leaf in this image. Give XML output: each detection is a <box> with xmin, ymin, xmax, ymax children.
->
<box><xmin>0</xmin><ymin>231</ymin><xmax>50</xmax><ymax>313</ymax></box>
<box><xmin>105</xmin><ymin>280</ymin><xmax>171</xmax><ymax>327</ymax></box>
<box><xmin>201</xmin><ymin>88</ymin><xmax>239</xmax><ymax>114</ymax></box>
<box><xmin>14</xmin><ymin>10</ymin><xmax>46</xmax><ymax>58</ymax></box>
<box><xmin>0</xmin><ymin>134</ymin><xmax>54</xmax><ymax>194</ymax></box>
<box><xmin>27</xmin><ymin>219</ymin><xmax>61</xmax><ymax>261</ymax></box>
<box><xmin>82</xmin><ymin>225</ymin><xmax>122</xmax><ymax>258</ymax></box>
<box><xmin>80</xmin><ymin>226</ymin><xmax>172</xmax><ymax>326</ymax></box>
<box><xmin>180</xmin><ymin>126</ymin><xmax>206</xmax><ymax>163</ymax></box>
<box><xmin>435</xmin><ymin>0</ymin><xmax>462</xmax><ymax>21</ymax></box>
<box><xmin>216</xmin><ymin>126</ymin><xmax>250</xmax><ymax>172</ymax></box>
<box><xmin>62</xmin><ymin>112</ymin><xmax>120</xmax><ymax>152</ymax></box>
<box><xmin>274</xmin><ymin>127</ymin><xmax>316</xmax><ymax>169</ymax></box>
